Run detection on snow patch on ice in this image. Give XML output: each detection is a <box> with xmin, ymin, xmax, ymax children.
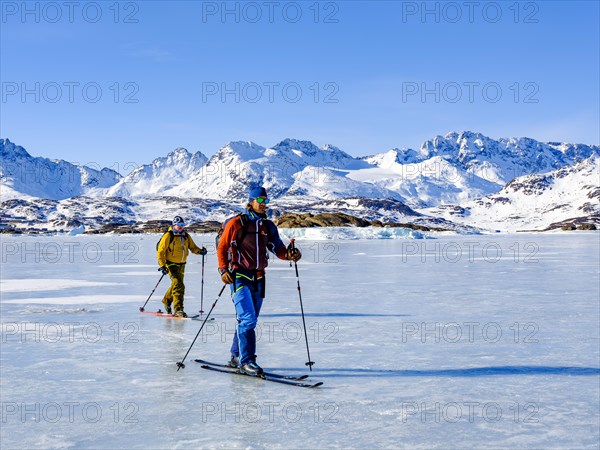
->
<box><xmin>3</xmin><ymin>295</ymin><xmax>146</xmax><ymax>304</ymax></box>
<box><xmin>16</xmin><ymin>307</ymin><xmax>104</xmax><ymax>314</ymax></box>
<box><xmin>97</xmin><ymin>265</ymin><xmax>156</xmax><ymax>268</ymax></box>
<box><xmin>0</xmin><ymin>279</ymin><xmax>126</xmax><ymax>293</ymax></box>
<box><xmin>104</xmin><ymin>271</ymin><xmax>162</xmax><ymax>276</ymax></box>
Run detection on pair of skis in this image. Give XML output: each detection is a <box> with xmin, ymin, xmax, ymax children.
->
<box><xmin>141</xmin><ymin>310</ymin><xmax>215</xmax><ymax>321</ymax></box>
<box><xmin>195</xmin><ymin>359</ymin><xmax>323</xmax><ymax>388</ymax></box>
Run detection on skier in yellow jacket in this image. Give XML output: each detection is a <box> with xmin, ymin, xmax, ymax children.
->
<box><xmin>157</xmin><ymin>215</ymin><xmax>207</xmax><ymax>317</ymax></box>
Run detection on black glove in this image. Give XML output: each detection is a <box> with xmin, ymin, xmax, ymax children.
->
<box><xmin>286</xmin><ymin>246</ymin><xmax>302</xmax><ymax>262</ymax></box>
<box><xmin>220</xmin><ymin>268</ymin><xmax>234</xmax><ymax>284</ymax></box>
<box><xmin>199</xmin><ymin>247</ymin><xmax>208</xmax><ymax>256</ymax></box>
<box><xmin>159</xmin><ymin>266</ymin><xmax>169</xmax><ymax>275</ymax></box>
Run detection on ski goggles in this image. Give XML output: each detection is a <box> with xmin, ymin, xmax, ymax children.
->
<box><xmin>255</xmin><ymin>197</ymin><xmax>269</xmax><ymax>204</ymax></box>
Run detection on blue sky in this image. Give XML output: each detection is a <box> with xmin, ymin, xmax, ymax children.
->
<box><xmin>1</xmin><ymin>0</ymin><xmax>599</xmax><ymax>173</ymax></box>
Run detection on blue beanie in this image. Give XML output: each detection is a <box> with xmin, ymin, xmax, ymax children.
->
<box><xmin>248</xmin><ymin>186</ymin><xmax>267</xmax><ymax>202</ymax></box>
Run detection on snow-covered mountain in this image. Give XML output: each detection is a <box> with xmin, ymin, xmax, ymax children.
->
<box><xmin>105</xmin><ymin>148</ymin><xmax>208</xmax><ymax>197</ymax></box>
<box><xmin>169</xmin><ymin>139</ymin><xmax>368</xmax><ymax>201</ymax></box>
<box><xmin>350</xmin><ymin>153</ymin><xmax>502</xmax><ymax>208</ymax></box>
<box><xmin>1</xmin><ymin>133</ymin><xmax>598</xmax><ymax>233</ymax></box>
<box><xmin>426</xmin><ymin>156</ymin><xmax>600</xmax><ymax>231</ymax></box>
<box><xmin>0</xmin><ymin>139</ymin><xmax>121</xmax><ymax>201</ymax></box>
<box><xmin>355</xmin><ymin>131</ymin><xmax>599</xmax><ymax>207</ymax></box>
<box><xmin>417</xmin><ymin>131</ymin><xmax>597</xmax><ymax>182</ymax></box>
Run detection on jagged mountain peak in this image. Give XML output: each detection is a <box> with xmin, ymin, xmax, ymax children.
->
<box><xmin>1</xmin><ymin>138</ymin><xmax>32</xmax><ymax>160</ymax></box>
<box><xmin>223</xmin><ymin>140</ymin><xmax>264</xmax><ymax>151</ymax></box>
<box><xmin>321</xmin><ymin>143</ymin><xmax>341</xmax><ymax>152</ymax></box>
<box><xmin>273</xmin><ymin>138</ymin><xmax>321</xmax><ymax>156</ymax></box>
<box><xmin>157</xmin><ymin>147</ymin><xmax>206</xmax><ymax>167</ymax></box>
<box><xmin>269</xmin><ymin>139</ymin><xmax>358</xmax><ymax>170</ymax></box>
<box><xmin>421</xmin><ymin>131</ymin><xmax>494</xmax><ymax>158</ymax></box>
<box><xmin>125</xmin><ymin>147</ymin><xmax>207</xmax><ymax>176</ymax></box>
<box><xmin>362</xmin><ymin>149</ymin><xmax>403</xmax><ymax>167</ymax></box>
<box><xmin>168</xmin><ymin>147</ymin><xmax>192</xmax><ymax>158</ymax></box>
<box><xmin>445</xmin><ymin>130</ymin><xmax>490</xmax><ymax>142</ymax></box>
<box><xmin>213</xmin><ymin>141</ymin><xmax>266</xmax><ymax>162</ymax></box>
<box><xmin>320</xmin><ymin>143</ymin><xmax>357</xmax><ymax>162</ymax></box>
<box><xmin>102</xmin><ymin>146</ymin><xmax>209</xmax><ymax>197</ymax></box>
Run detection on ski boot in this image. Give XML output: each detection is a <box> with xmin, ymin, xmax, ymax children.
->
<box><xmin>227</xmin><ymin>354</ymin><xmax>239</xmax><ymax>368</ymax></box>
<box><xmin>239</xmin><ymin>361</ymin><xmax>263</xmax><ymax>376</ymax></box>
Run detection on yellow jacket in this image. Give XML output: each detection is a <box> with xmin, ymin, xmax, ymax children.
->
<box><xmin>157</xmin><ymin>227</ymin><xmax>202</xmax><ymax>267</ymax></box>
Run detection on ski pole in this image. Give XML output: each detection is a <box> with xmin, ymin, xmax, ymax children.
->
<box><xmin>139</xmin><ymin>272</ymin><xmax>166</xmax><ymax>312</ymax></box>
<box><xmin>289</xmin><ymin>239</ymin><xmax>315</xmax><ymax>371</ymax></box>
<box><xmin>199</xmin><ymin>253</ymin><xmax>205</xmax><ymax>315</ymax></box>
<box><xmin>176</xmin><ymin>284</ymin><xmax>227</xmax><ymax>371</ymax></box>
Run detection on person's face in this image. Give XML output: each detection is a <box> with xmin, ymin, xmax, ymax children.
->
<box><xmin>173</xmin><ymin>223</ymin><xmax>184</xmax><ymax>233</ymax></box>
<box><xmin>251</xmin><ymin>196</ymin><xmax>269</xmax><ymax>213</ymax></box>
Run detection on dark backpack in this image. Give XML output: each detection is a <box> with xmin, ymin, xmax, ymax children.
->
<box><xmin>216</xmin><ymin>212</ymin><xmax>276</xmax><ymax>251</ymax></box>
<box><xmin>156</xmin><ymin>229</ymin><xmax>179</xmax><ymax>251</ymax></box>
<box><xmin>215</xmin><ymin>213</ymin><xmax>250</xmax><ymax>248</ymax></box>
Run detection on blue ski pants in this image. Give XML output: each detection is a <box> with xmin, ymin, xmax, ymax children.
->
<box><xmin>230</xmin><ymin>274</ymin><xmax>264</xmax><ymax>365</ymax></box>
